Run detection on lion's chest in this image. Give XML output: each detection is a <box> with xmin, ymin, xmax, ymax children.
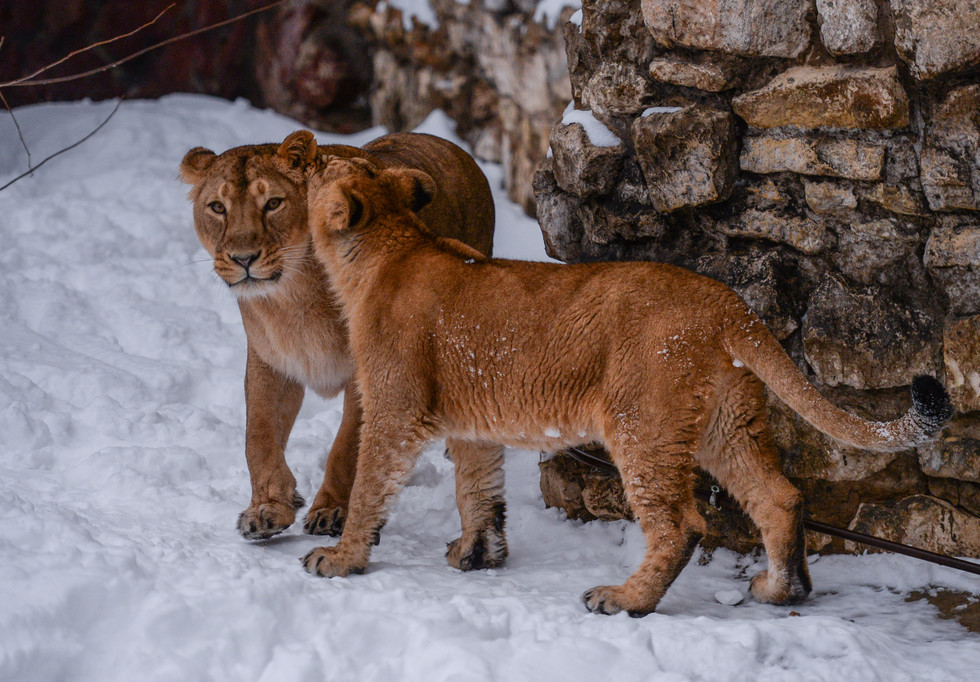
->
<box><xmin>241</xmin><ymin>296</ymin><xmax>353</xmax><ymax>397</ymax></box>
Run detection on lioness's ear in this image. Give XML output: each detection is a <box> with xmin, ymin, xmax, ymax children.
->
<box><xmin>393</xmin><ymin>169</ymin><xmax>436</xmax><ymax>213</ymax></box>
<box><xmin>279</xmin><ymin>130</ymin><xmax>318</xmax><ymax>170</ymax></box>
<box><xmin>179</xmin><ymin>147</ymin><xmax>216</xmax><ymax>184</ymax></box>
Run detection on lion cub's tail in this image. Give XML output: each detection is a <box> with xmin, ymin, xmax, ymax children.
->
<box><xmin>724</xmin><ymin>315</ymin><xmax>952</xmax><ymax>453</ymax></box>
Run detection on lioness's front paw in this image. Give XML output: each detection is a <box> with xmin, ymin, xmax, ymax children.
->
<box><xmin>446</xmin><ymin>527</ymin><xmax>508</xmax><ymax>571</ymax></box>
<box><xmin>301</xmin><ymin>546</ymin><xmax>366</xmax><ymax>578</ymax></box>
<box><xmin>237</xmin><ymin>493</ymin><xmax>304</xmax><ymax>540</ymax></box>
<box><xmin>303</xmin><ymin>505</ymin><xmax>346</xmax><ymax>536</ymax></box>
<box><xmin>582</xmin><ymin>585</ymin><xmax>654</xmax><ymax>617</ymax></box>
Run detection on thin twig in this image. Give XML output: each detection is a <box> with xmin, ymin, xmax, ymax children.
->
<box><xmin>0</xmin><ymin>35</ymin><xmax>33</xmax><ymax>169</ymax></box>
<box><xmin>1</xmin><ymin>90</ymin><xmax>33</xmax><ymax>170</ymax></box>
<box><xmin>2</xmin><ymin>4</ymin><xmax>176</xmax><ymax>88</ymax></box>
<box><xmin>0</xmin><ymin>99</ymin><xmax>123</xmax><ymax>192</ymax></box>
<box><xmin>1</xmin><ymin>0</ymin><xmax>287</xmax><ymax>88</ymax></box>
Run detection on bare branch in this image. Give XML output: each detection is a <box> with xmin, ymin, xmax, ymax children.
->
<box><xmin>2</xmin><ymin>0</ymin><xmax>287</xmax><ymax>88</ymax></box>
<box><xmin>2</xmin><ymin>4</ymin><xmax>176</xmax><ymax>88</ymax></box>
<box><xmin>0</xmin><ymin>99</ymin><xmax>123</xmax><ymax>192</ymax></box>
<box><xmin>0</xmin><ymin>0</ymin><xmax>285</xmax><ymax>192</ymax></box>
<box><xmin>1</xmin><ymin>89</ymin><xmax>32</xmax><ymax>170</ymax></box>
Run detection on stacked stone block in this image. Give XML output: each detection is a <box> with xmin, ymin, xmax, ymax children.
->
<box><xmin>535</xmin><ymin>0</ymin><xmax>980</xmax><ymax>556</ymax></box>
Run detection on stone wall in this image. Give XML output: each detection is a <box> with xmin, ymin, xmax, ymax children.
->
<box><xmin>535</xmin><ymin>0</ymin><xmax>980</xmax><ymax>556</ymax></box>
<box><xmin>355</xmin><ymin>0</ymin><xmax>578</xmax><ymax>212</ymax></box>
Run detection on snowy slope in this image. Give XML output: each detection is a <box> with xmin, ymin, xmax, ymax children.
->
<box><xmin>1</xmin><ymin>96</ymin><xmax>978</xmax><ymax>682</ymax></box>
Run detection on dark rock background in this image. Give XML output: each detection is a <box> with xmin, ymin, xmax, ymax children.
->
<box><xmin>0</xmin><ymin>0</ymin><xmax>372</xmax><ymax>132</ymax></box>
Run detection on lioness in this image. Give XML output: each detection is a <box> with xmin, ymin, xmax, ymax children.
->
<box><xmin>180</xmin><ymin>130</ymin><xmax>509</xmax><ymax>571</ymax></box>
<box><xmin>300</xmin><ymin>144</ymin><xmax>953</xmax><ymax>617</ymax></box>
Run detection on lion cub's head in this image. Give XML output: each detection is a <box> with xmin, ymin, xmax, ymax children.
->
<box><xmin>179</xmin><ymin>131</ymin><xmax>322</xmax><ymax>298</ymax></box>
<box><xmin>305</xmin><ymin>153</ymin><xmax>435</xmax><ymax>254</ymax></box>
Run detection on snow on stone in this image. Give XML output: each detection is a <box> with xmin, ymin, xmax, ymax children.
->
<box><xmin>533</xmin><ymin>0</ymin><xmax>582</xmax><ymax>29</ymax></box>
<box><xmin>385</xmin><ymin>1</ymin><xmax>581</xmax><ymax>31</ymax></box>
<box><xmin>642</xmin><ymin>106</ymin><xmax>685</xmax><ymax>117</ymax></box>
<box><xmin>1</xmin><ymin>95</ymin><xmax>979</xmax><ymax>682</ymax></box>
<box><xmin>382</xmin><ymin>0</ymin><xmax>439</xmax><ymax>30</ymax></box>
<box><xmin>561</xmin><ymin>101</ymin><xmax>621</xmax><ymax>148</ymax></box>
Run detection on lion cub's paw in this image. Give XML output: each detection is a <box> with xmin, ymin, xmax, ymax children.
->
<box><xmin>749</xmin><ymin>570</ymin><xmax>809</xmax><ymax>605</ymax></box>
<box><xmin>446</xmin><ymin>527</ymin><xmax>508</xmax><ymax>571</ymax></box>
<box><xmin>301</xmin><ymin>546</ymin><xmax>366</xmax><ymax>578</ymax></box>
<box><xmin>303</xmin><ymin>505</ymin><xmax>346</xmax><ymax>536</ymax></box>
<box><xmin>237</xmin><ymin>493</ymin><xmax>304</xmax><ymax>540</ymax></box>
<box><xmin>582</xmin><ymin>585</ymin><xmax>654</xmax><ymax>617</ymax></box>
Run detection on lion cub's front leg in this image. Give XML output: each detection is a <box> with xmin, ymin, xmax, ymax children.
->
<box><xmin>239</xmin><ymin>348</ymin><xmax>306</xmax><ymax>540</ymax></box>
<box><xmin>303</xmin><ymin>421</ymin><xmax>425</xmax><ymax>577</ymax></box>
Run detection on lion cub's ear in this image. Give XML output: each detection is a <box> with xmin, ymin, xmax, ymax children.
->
<box><xmin>391</xmin><ymin>169</ymin><xmax>436</xmax><ymax>213</ymax></box>
<box><xmin>324</xmin><ymin>180</ymin><xmax>370</xmax><ymax>232</ymax></box>
<box><xmin>179</xmin><ymin>147</ymin><xmax>216</xmax><ymax>184</ymax></box>
<box><xmin>279</xmin><ymin>130</ymin><xmax>318</xmax><ymax>170</ymax></box>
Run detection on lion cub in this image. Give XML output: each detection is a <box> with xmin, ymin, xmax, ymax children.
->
<box><xmin>300</xmin><ymin>148</ymin><xmax>952</xmax><ymax>616</ymax></box>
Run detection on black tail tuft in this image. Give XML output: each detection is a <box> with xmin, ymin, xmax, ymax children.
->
<box><xmin>911</xmin><ymin>375</ymin><xmax>953</xmax><ymax>431</ymax></box>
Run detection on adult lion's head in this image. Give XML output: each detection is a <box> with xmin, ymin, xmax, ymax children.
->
<box><xmin>179</xmin><ymin>131</ymin><xmax>323</xmax><ymax>298</ymax></box>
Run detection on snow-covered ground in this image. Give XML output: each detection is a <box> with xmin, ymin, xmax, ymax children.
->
<box><xmin>1</xmin><ymin>95</ymin><xmax>979</xmax><ymax>681</ymax></box>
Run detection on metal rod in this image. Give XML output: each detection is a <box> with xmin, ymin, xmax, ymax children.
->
<box><xmin>802</xmin><ymin>518</ymin><xmax>980</xmax><ymax>576</ymax></box>
<box><xmin>561</xmin><ymin>446</ymin><xmax>980</xmax><ymax>577</ymax></box>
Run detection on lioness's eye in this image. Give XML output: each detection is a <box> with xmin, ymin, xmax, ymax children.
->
<box><xmin>265</xmin><ymin>197</ymin><xmax>283</xmax><ymax>211</ymax></box>
<box><xmin>208</xmin><ymin>201</ymin><xmax>226</xmax><ymax>215</ymax></box>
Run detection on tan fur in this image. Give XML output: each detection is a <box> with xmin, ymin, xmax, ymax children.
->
<box><xmin>301</xmin><ymin>153</ymin><xmax>952</xmax><ymax>616</ymax></box>
<box><xmin>180</xmin><ymin>131</ymin><xmax>507</xmax><ymax>570</ymax></box>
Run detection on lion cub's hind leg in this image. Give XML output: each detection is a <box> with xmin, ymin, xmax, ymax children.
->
<box><xmin>583</xmin><ymin>423</ymin><xmax>706</xmax><ymax>617</ymax></box>
<box><xmin>445</xmin><ymin>439</ymin><xmax>508</xmax><ymax>571</ymax></box>
<box><xmin>699</xmin><ymin>370</ymin><xmax>811</xmax><ymax>605</ymax></box>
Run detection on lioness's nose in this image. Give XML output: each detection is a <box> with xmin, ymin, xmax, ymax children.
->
<box><xmin>231</xmin><ymin>252</ymin><xmax>260</xmax><ymax>270</ymax></box>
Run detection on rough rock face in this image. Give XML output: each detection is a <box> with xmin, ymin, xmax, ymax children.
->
<box><xmin>891</xmin><ymin>0</ymin><xmax>980</xmax><ymax>81</ymax></box>
<box><xmin>924</xmin><ymin>217</ymin><xmax>980</xmax><ymax>315</ymax></box>
<box><xmin>848</xmin><ymin>495</ymin><xmax>980</xmax><ymax>557</ymax></box>
<box><xmin>801</xmin><ymin>277</ymin><xmax>942</xmax><ymax>389</ymax></box>
<box><xmin>943</xmin><ymin>317</ymin><xmax>980</xmax><ymax>414</ymax></box>
<box><xmin>730</xmin><ymin>66</ymin><xmax>910</xmax><ymax>130</ymax></box>
<box><xmin>739</xmin><ymin>135</ymin><xmax>886</xmax><ymax>181</ymax></box>
<box><xmin>255</xmin><ymin>0</ymin><xmax>373</xmax><ymax>131</ymax></box>
<box><xmin>535</xmin><ymin>0</ymin><xmax>980</xmax><ymax>558</ymax></box>
<box><xmin>816</xmin><ymin>0</ymin><xmax>878</xmax><ymax>56</ymax></box>
<box><xmin>632</xmin><ymin>105</ymin><xmax>738</xmax><ymax>212</ymax></box>
<box><xmin>549</xmin><ymin>122</ymin><xmax>624</xmax><ymax>198</ymax></box>
<box><xmin>920</xmin><ymin>86</ymin><xmax>980</xmax><ymax>212</ymax></box>
<box><xmin>641</xmin><ymin>0</ymin><xmax>811</xmax><ymax>58</ymax></box>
